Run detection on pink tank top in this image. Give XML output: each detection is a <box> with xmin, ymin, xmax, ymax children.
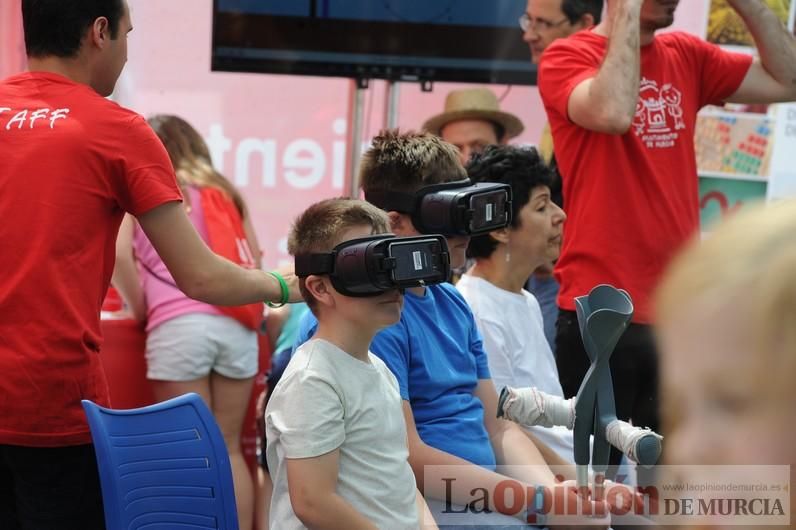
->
<box><xmin>133</xmin><ymin>185</ymin><xmax>222</xmax><ymax>332</ymax></box>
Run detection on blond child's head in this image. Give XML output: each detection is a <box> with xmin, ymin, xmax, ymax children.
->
<box><xmin>359</xmin><ymin>129</ymin><xmax>466</xmax><ymax>196</ymax></box>
<box><xmin>656</xmin><ymin>200</ymin><xmax>796</xmax><ymax>468</ymax></box>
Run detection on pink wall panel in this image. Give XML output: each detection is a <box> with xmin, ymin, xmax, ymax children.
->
<box><xmin>0</xmin><ymin>0</ymin><xmax>26</xmax><ymax>78</ymax></box>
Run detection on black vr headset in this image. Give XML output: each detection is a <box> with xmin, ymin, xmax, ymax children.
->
<box><xmin>295</xmin><ymin>234</ymin><xmax>451</xmax><ymax>297</ymax></box>
<box><xmin>366</xmin><ymin>179</ymin><xmax>512</xmax><ymax>236</ymax></box>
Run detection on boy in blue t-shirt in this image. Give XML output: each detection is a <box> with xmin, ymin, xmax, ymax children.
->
<box><xmin>295</xmin><ymin>130</ymin><xmax>606</xmax><ymax>528</ymax></box>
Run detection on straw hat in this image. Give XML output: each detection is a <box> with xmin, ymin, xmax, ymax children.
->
<box><xmin>422</xmin><ymin>87</ymin><xmax>524</xmax><ymax>140</ymax></box>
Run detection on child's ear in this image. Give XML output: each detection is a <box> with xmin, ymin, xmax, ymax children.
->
<box><xmin>387</xmin><ymin>211</ymin><xmax>412</xmax><ymax>235</ymax></box>
<box><xmin>304</xmin><ymin>275</ymin><xmax>335</xmax><ymax>308</ymax></box>
<box><xmin>489</xmin><ymin>226</ymin><xmax>510</xmax><ymax>245</ymax></box>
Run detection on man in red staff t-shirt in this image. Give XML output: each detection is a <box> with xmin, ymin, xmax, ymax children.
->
<box><xmin>0</xmin><ymin>2</ymin><xmax>298</xmax><ymax>528</ymax></box>
<box><xmin>538</xmin><ymin>0</ymin><xmax>796</xmax><ymax>467</ymax></box>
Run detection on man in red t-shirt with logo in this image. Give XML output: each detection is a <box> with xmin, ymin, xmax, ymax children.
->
<box><xmin>0</xmin><ymin>2</ymin><xmax>298</xmax><ymax>528</ymax></box>
<box><xmin>538</xmin><ymin>0</ymin><xmax>796</xmax><ymax>465</ymax></box>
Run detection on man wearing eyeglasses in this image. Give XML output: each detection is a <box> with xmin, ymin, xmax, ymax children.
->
<box><xmin>521</xmin><ymin>0</ymin><xmax>604</xmax><ymax>65</ymax></box>
<box><xmin>518</xmin><ymin>1</ymin><xmax>603</xmax><ymax>358</ymax></box>
<box><xmin>537</xmin><ymin>0</ymin><xmax>796</xmax><ymax>472</ymax></box>
<box><xmin>520</xmin><ymin>1</ymin><xmax>603</xmax><ymax>169</ymax></box>
<box><xmin>520</xmin><ymin>0</ymin><xmax>604</xmax><ymax>182</ymax></box>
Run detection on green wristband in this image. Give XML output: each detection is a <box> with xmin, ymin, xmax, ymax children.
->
<box><xmin>266</xmin><ymin>271</ymin><xmax>289</xmax><ymax>308</ymax></box>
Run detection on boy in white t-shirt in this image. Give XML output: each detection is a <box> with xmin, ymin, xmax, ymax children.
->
<box><xmin>264</xmin><ymin>198</ymin><xmax>435</xmax><ymax>530</ymax></box>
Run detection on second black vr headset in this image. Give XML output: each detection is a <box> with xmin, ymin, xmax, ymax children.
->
<box><xmin>295</xmin><ymin>234</ymin><xmax>451</xmax><ymax>297</ymax></box>
<box><xmin>366</xmin><ymin>179</ymin><xmax>512</xmax><ymax>236</ymax></box>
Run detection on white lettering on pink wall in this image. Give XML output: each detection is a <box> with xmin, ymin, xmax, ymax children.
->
<box><xmin>205</xmin><ymin>118</ymin><xmax>349</xmax><ymax>191</ymax></box>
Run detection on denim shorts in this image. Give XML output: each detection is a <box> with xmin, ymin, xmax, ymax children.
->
<box><xmin>146</xmin><ymin>313</ymin><xmax>258</xmax><ymax>381</ymax></box>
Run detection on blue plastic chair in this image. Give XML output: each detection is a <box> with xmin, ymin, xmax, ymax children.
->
<box><xmin>82</xmin><ymin>393</ymin><xmax>239</xmax><ymax>530</ymax></box>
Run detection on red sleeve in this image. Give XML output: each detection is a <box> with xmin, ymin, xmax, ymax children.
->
<box><xmin>688</xmin><ymin>34</ymin><xmax>753</xmax><ymax>108</ymax></box>
<box><xmin>114</xmin><ymin>114</ymin><xmax>183</xmax><ymax>216</ymax></box>
<box><xmin>538</xmin><ymin>37</ymin><xmax>601</xmax><ymax>123</ymax></box>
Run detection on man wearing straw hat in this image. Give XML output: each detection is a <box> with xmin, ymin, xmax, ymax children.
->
<box><xmin>425</xmin><ymin>3</ymin><xmax>604</xmax><ymax>352</ymax></box>
<box><xmin>422</xmin><ymin>87</ymin><xmax>524</xmax><ymax>166</ymax></box>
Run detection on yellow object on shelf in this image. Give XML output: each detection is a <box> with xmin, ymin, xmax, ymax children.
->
<box><xmin>707</xmin><ymin>0</ymin><xmax>790</xmax><ymax>47</ymax></box>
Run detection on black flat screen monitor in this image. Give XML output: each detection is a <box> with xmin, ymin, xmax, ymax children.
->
<box><xmin>212</xmin><ymin>0</ymin><xmax>536</xmax><ymax>85</ymax></box>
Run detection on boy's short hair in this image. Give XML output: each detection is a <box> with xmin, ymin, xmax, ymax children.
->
<box><xmin>466</xmin><ymin>145</ymin><xmax>554</xmax><ymax>259</ymax></box>
<box><xmin>288</xmin><ymin>198</ymin><xmax>390</xmax><ymax>312</ymax></box>
<box><xmin>360</xmin><ymin>129</ymin><xmax>466</xmax><ymax>201</ymax></box>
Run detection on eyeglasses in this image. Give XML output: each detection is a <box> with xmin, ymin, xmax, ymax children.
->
<box><xmin>519</xmin><ymin>13</ymin><xmax>570</xmax><ymax>33</ymax></box>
